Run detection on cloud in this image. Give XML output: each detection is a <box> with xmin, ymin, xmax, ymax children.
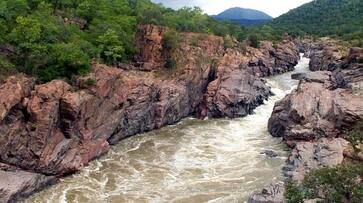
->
<box><xmin>151</xmin><ymin>0</ymin><xmax>313</xmax><ymax>17</ymax></box>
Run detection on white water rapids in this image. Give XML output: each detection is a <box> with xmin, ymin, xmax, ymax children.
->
<box><xmin>25</xmin><ymin>55</ymin><xmax>310</xmax><ymax>203</ymax></box>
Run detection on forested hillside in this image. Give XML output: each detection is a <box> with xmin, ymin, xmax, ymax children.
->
<box><xmin>272</xmin><ymin>0</ymin><xmax>363</xmax><ymax>44</ymax></box>
<box><xmin>0</xmin><ymin>0</ymin><xmax>252</xmax><ymax>82</ymax></box>
<box><xmin>0</xmin><ymin>0</ymin><xmax>362</xmax><ymax>83</ymax></box>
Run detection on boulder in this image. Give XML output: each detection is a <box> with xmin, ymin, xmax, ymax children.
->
<box><xmin>283</xmin><ymin>138</ymin><xmax>350</xmax><ymax>182</ymax></box>
<box><xmin>0</xmin><ymin>170</ymin><xmax>56</xmax><ymax>203</ymax></box>
<box><xmin>0</xmin><ymin>74</ymin><xmax>34</xmax><ymax>121</ymax></box>
<box><xmin>248</xmin><ymin>184</ymin><xmax>285</xmax><ymax>203</ymax></box>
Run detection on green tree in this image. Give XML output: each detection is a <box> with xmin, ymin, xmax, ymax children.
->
<box><xmin>98</xmin><ymin>29</ymin><xmax>125</xmax><ymax>65</ymax></box>
<box><xmin>39</xmin><ymin>43</ymin><xmax>90</xmax><ymax>81</ymax></box>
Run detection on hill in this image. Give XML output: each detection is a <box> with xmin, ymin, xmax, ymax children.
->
<box><xmin>214</xmin><ymin>7</ymin><xmax>272</xmax><ymax>26</ymax></box>
<box><xmin>271</xmin><ymin>0</ymin><xmax>363</xmax><ymax>43</ymax></box>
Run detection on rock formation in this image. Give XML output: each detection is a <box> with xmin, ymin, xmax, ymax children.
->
<box><xmin>248</xmin><ymin>183</ymin><xmax>285</xmax><ymax>203</ymax></box>
<box><xmin>0</xmin><ymin>25</ymin><xmax>301</xmax><ymax>202</ymax></box>
<box><xmin>268</xmin><ymin>46</ymin><xmax>363</xmax><ymax>183</ymax></box>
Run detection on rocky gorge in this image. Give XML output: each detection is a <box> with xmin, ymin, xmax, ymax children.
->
<box><xmin>0</xmin><ymin>25</ymin><xmax>302</xmax><ymax>203</ymax></box>
<box><xmin>1</xmin><ymin>24</ymin><xmax>362</xmax><ymax>203</ymax></box>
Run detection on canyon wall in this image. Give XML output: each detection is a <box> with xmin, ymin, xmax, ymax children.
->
<box><xmin>0</xmin><ymin>25</ymin><xmax>300</xmax><ymax>202</ymax></box>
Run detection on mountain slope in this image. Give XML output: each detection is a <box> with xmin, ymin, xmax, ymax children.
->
<box><xmin>214</xmin><ymin>7</ymin><xmax>272</xmax><ymax>26</ymax></box>
<box><xmin>272</xmin><ymin>0</ymin><xmax>363</xmax><ymax>40</ymax></box>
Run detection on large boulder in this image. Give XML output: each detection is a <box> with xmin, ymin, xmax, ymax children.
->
<box><xmin>283</xmin><ymin>138</ymin><xmax>350</xmax><ymax>182</ymax></box>
<box><xmin>248</xmin><ymin>184</ymin><xmax>285</xmax><ymax>203</ymax></box>
<box><xmin>0</xmin><ymin>74</ymin><xmax>34</xmax><ymax>121</ymax></box>
<box><xmin>203</xmin><ymin>49</ymin><xmax>272</xmax><ymax>118</ymax></box>
<box><xmin>0</xmin><ymin>170</ymin><xmax>56</xmax><ymax>203</ymax></box>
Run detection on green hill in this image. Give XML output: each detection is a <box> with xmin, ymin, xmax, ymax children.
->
<box><xmin>272</xmin><ymin>0</ymin><xmax>363</xmax><ymax>43</ymax></box>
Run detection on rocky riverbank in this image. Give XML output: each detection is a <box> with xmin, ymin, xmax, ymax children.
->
<box><xmin>249</xmin><ymin>41</ymin><xmax>363</xmax><ymax>202</ymax></box>
<box><xmin>0</xmin><ymin>25</ymin><xmax>300</xmax><ymax>202</ymax></box>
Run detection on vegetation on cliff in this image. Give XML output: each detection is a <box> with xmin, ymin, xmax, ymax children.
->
<box><xmin>0</xmin><ymin>0</ymin><xmax>258</xmax><ymax>82</ymax></box>
<box><xmin>285</xmin><ymin>121</ymin><xmax>363</xmax><ymax>203</ymax></box>
<box><xmin>1</xmin><ymin>0</ymin><xmax>362</xmax><ymax>82</ymax></box>
<box><xmin>285</xmin><ymin>164</ymin><xmax>363</xmax><ymax>203</ymax></box>
<box><xmin>272</xmin><ymin>0</ymin><xmax>363</xmax><ymax>46</ymax></box>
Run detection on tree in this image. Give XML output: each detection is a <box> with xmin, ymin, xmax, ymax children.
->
<box><xmin>9</xmin><ymin>16</ymin><xmax>42</xmax><ymax>73</ymax></box>
<box><xmin>98</xmin><ymin>29</ymin><xmax>125</xmax><ymax>65</ymax></box>
<box><xmin>36</xmin><ymin>43</ymin><xmax>90</xmax><ymax>82</ymax></box>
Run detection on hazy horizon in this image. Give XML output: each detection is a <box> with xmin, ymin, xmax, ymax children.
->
<box><xmin>151</xmin><ymin>0</ymin><xmax>313</xmax><ymax>18</ymax></box>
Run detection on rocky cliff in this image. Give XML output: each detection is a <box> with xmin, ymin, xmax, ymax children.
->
<box><xmin>0</xmin><ymin>25</ymin><xmax>300</xmax><ymax>202</ymax></box>
<box><xmin>268</xmin><ymin>45</ymin><xmax>363</xmax><ymax>182</ymax></box>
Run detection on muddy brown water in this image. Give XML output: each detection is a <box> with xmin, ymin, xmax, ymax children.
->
<box><xmin>24</xmin><ymin>55</ymin><xmax>309</xmax><ymax>203</ymax></box>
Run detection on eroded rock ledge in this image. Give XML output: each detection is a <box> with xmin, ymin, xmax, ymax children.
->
<box><xmin>0</xmin><ymin>25</ymin><xmax>300</xmax><ymax>202</ymax></box>
<box><xmin>258</xmin><ymin>44</ymin><xmax>363</xmax><ymax>203</ymax></box>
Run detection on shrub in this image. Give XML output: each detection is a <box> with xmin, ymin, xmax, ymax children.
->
<box><xmin>0</xmin><ymin>56</ymin><xmax>15</xmax><ymax>81</ymax></box>
<box><xmin>84</xmin><ymin>78</ymin><xmax>96</xmax><ymax>87</ymax></box>
<box><xmin>285</xmin><ymin>180</ymin><xmax>304</xmax><ymax>203</ymax></box>
<box><xmin>285</xmin><ymin>164</ymin><xmax>363</xmax><ymax>203</ymax></box>
<box><xmin>344</xmin><ymin>119</ymin><xmax>363</xmax><ymax>151</ymax></box>
<box><xmin>38</xmin><ymin>43</ymin><xmax>90</xmax><ymax>82</ymax></box>
<box><xmin>165</xmin><ymin>58</ymin><xmax>176</xmax><ymax>69</ymax></box>
<box><xmin>248</xmin><ymin>34</ymin><xmax>260</xmax><ymax>48</ymax></box>
<box><xmin>223</xmin><ymin>35</ymin><xmax>233</xmax><ymax>49</ymax></box>
<box><xmin>162</xmin><ymin>30</ymin><xmax>180</xmax><ymax>52</ymax></box>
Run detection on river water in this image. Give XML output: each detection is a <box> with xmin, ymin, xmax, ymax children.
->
<box><xmin>25</xmin><ymin>55</ymin><xmax>309</xmax><ymax>203</ymax></box>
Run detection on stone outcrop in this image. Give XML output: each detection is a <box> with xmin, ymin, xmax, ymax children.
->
<box><xmin>268</xmin><ymin>47</ymin><xmax>363</xmax><ymax>141</ymax></box>
<box><xmin>134</xmin><ymin>25</ymin><xmax>168</xmax><ymax>71</ymax></box>
<box><xmin>248</xmin><ymin>183</ymin><xmax>285</xmax><ymax>203</ymax></box>
<box><xmin>300</xmin><ymin>38</ymin><xmax>343</xmax><ymax>71</ymax></box>
<box><xmin>0</xmin><ymin>25</ymin><xmax>301</xmax><ymax>202</ymax></box>
<box><xmin>0</xmin><ymin>170</ymin><xmax>56</xmax><ymax>203</ymax></box>
<box><xmin>268</xmin><ymin>47</ymin><xmax>363</xmax><ymax>185</ymax></box>
<box><xmin>202</xmin><ymin>49</ymin><xmax>272</xmax><ymax>118</ymax></box>
<box><xmin>283</xmin><ymin>138</ymin><xmax>350</xmax><ymax>181</ymax></box>
<box><xmin>202</xmin><ymin>39</ymin><xmax>300</xmax><ymax>118</ymax></box>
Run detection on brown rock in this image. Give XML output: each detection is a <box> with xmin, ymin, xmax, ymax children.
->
<box><xmin>0</xmin><ymin>74</ymin><xmax>34</xmax><ymax>121</ymax></box>
<box><xmin>283</xmin><ymin>138</ymin><xmax>350</xmax><ymax>182</ymax></box>
<box><xmin>248</xmin><ymin>183</ymin><xmax>285</xmax><ymax>203</ymax></box>
<box><xmin>0</xmin><ymin>170</ymin><xmax>56</xmax><ymax>203</ymax></box>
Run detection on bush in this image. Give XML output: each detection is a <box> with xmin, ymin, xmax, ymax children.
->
<box><xmin>285</xmin><ymin>180</ymin><xmax>304</xmax><ymax>203</ymax></box>
<box><xmin>165</xmin><ymin>58</ymin><xmax>176</xmax><ymax>69</ymax></box>
<box><xmin>344</xmin><ymin>119</ymin><xmax>363</xmax><ymax>151</ymax></box>
<box><xmin>162</xmin><ymin>30</ymin><xmax>180</xmax><ymax>52</ymax></box>
<box><xmin>248</xmin><ymin>34</ymin><xmax>260</xmax><ymax>48</ymax></box>
<box><xmin>223</xmin><ymin>35</ymin><xmax>233</xmax><ymax>49</ymax></box>
<box><xmin>0</xmin><ymin>56</ymin><xmax>15</xmax><ymax>81</ymax></box>
<box><xmin>38</xmin><ymin>43</ymin><xmax>90</xmax><ymax>82</ymax></box>
<box><xmin>285</xmin><ymin>164</ymin><xmax>363</xmax><ymax>203</ymax></box>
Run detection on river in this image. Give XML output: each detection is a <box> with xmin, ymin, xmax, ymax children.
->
<box><xmin>25</xmin><ymin>55</ymin><xmax>309</xmax><ymax>203</ymax></box>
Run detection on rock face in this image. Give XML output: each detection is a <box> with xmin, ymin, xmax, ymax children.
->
<box><xmin>203</xmin><ymin>39</ymin><xmax>299</xmax><ymax>118</ymax></box>
<box><xmin>300</xmin><ymin>38</ymin><xmax>343</xmax><ymax>72</ymax></box>
<box><xmin>248</xmin><ymin>183</ymin><xmax>285</xmax><ymax>203</ymax></box>
<box><xmin>202</xmin><ymin>49</ymin><xmax>272</xmax><ymax>118</ymax></box>
<box><xmin>135</xmin><ymin>25</ymin><xmax>168</xmax><ymax>71</ymax></box>
<box><xmin>0</xmin><ymin>25</ymin><xmax>301</xmax><ymax>202</ymax></box>
<box><xmin>268</xmin><ymin>47</ymin><xmax>363</xmax><ymax>183</ymax></box>
<box><xmin>0</xmin><ymin>170</ymin><xmax>56</xmax><ymax>203</ymax></box>
<box><xmin>268</xmin><ymin>47</ymin><xmax>363</xmax><ymax>141</ymax></box>
<box><xmin>283</xmin><ymin>138</ymin><xmax>350</xmax><ymax>181</ymax></box>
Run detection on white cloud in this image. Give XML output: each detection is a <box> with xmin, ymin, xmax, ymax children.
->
<box><xmin>152</xmin><ymin>0</ymin><xmax>313</xmax><ymax>17</ymax></box>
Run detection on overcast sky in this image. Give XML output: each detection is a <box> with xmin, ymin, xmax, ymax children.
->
<box><xmin>151</xmin><ymin>0</ymin><xmax>313</xmax><ymax>18</ymax></box>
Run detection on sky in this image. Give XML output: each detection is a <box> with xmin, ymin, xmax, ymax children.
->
<box><xmin>151</xmin><ymin>0</ymin><xmax>313</xmax><ymax>18</ymax></box>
